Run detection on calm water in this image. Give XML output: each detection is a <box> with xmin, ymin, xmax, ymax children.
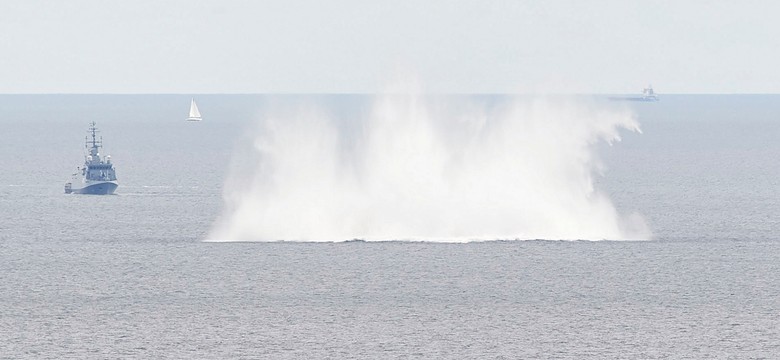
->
<box><xmin>1</xmin><ymin>95</ymin><xmax>779</xmax><ymax>358</ymax></box>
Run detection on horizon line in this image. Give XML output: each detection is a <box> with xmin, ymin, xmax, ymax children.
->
<box><xmin>1</xmin><ymin>92</ymin><xmax>779</xmax><ymax>96</ymax></box>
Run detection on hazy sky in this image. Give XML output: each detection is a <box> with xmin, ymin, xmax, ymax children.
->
<box><xmin>2</xmin><ymin>0</ymin><xmax>778</xmax><ymax>94</ymax></box>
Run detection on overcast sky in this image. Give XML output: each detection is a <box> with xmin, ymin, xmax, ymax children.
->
<box><xmin>2</xmin><ymin>0</ymin><xmax>778</xmax><ymax>94</ymax></box>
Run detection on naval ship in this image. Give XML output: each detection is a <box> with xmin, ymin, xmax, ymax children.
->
<box><xmin>640</xmin><ymin>85</ymin><xmax>659</xmax><ymax>101</ymax></box>
<box><xmin>609</xmin><ymin>85</ymin><xmax>660</xmax><ymax>102</ymax></box>
<box><xmin>64</xmin><ymin>122</ymin><xmax>118</xmax><ymax>195</ymax></box>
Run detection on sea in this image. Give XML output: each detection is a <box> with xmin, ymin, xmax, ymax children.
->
<box><xmin>1</xmin><ymin>94</ymin><xmax>779</xmax><ymax>358</ymax></box>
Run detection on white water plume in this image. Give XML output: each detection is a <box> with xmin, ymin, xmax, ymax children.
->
<box><xmin>208</xmin><ymin>93</ymin><xmax>650</xmax><ymax>242</ymax></box>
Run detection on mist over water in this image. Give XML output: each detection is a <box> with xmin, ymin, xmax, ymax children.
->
<box><xmin>209</xmin><ymin>93</ymin><xmax>649</xmax><ymax>242</ymax></box>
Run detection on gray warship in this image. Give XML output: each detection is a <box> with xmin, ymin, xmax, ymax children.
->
<box><xmin>609</xmin><ymin>85</ymin><xmax>660</xmax><ymax>102</ymax></box>
<box><xmin>64</xmin><ymin>122</ymin><xmax>118</xmax><ymax>195</ymax></box>
<box><xmin>640</xmin><ymin>85</ymin><xmax>659</xmax><ymax>101</ymax></box>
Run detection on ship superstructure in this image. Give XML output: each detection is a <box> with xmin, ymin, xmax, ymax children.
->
<box><xmin>608</xmin><ymin>85</ymin><xmax>660</xmax><ymax>102</ymax></box>
<box><xmin>65</xmin><ymin>122</ymin><xmax>118</xmax><ymax>195</ymax></box>
<box><xmin>642</xmin><ymin>85</ymin><xmax>659</xmax><ymax>101</ymax></box>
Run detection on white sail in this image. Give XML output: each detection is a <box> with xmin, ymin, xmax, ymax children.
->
<box><xmin>187</xmin><ymin>99</ymin><xmax>202</xmax><ymax>121</ymax></box>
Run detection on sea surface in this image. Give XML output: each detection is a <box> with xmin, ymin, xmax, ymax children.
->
<box><xmin>1</xmin><ymin>94</ymin><xmax>779</xmax><ymax>358</ymax></box>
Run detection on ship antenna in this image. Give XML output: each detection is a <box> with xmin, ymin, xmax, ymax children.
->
<box><xmin>86</xmin><ymin>121</ymin><xmax>101</xmax><ymax>157</ymax></box>
<box><xmin>91</xmin><ymin>122</ymin><xmax>97</xmax><ymax>148</ymax></box>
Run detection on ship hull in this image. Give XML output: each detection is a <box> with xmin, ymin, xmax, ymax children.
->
<box><xmin>609</xmin><ymin>96</ymin><xmax>659</xmax><ymax>102</ymax></box>
<box><xmin>70</xmin><ymin>181</ymin><xmax>118</xmax><ymax>195</ymax></box>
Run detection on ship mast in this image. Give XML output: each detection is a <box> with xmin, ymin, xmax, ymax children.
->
<box><xmin>85</xmin><ymin>121</ymin><xmax>102</xmax><ymax>159</ymax></box>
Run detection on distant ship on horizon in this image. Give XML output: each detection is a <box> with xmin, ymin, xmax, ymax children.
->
<box><xmin>64</xmin><ymin>122</ymin><xmax>118</xmax><ymax>195</ymax></box>
<box><xmin>640</xmin><ymin>85</ymin><xmax>659</xmax><ymax>101</ymax></box>
<box><xmin>609</xmin><ymin>85</ymin><xmax>660</xmax><ymax>102</ymax></box>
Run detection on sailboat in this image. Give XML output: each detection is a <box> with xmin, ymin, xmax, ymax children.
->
<box><xmin>186</xmin><ymin>99</ymin><xmax>202</xmax><ymax>121</ymax></box>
